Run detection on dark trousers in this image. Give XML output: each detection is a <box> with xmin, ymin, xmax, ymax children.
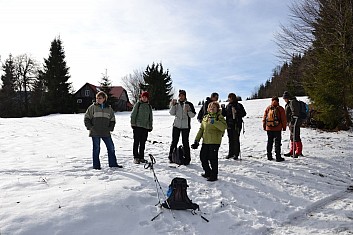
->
<box><xmin>200</xmin><ymin>144</ymin><xmax>220</xmax><ymax>177</ymax></box>
<box><xmin>227</xmin><ymin>128</ymin><xmax>240</xmax><ymax>157</ymax></box>
<box><xmin>169</xmin><ymin>127</ymin><xmax>191</xmax><ymax>162</ymax></box>
<box><xmin>289</xmin><ymin>123</ymin><xmax>301</xmax><ymax>142</ymax></box>
<box><xmin>133</xmin><ymin>127</ymin><xmax>149</xmax><ymax>159</ymax></box>
<box><xmin>266</xmin><ymin>131</ymin><xmax>282</xmax><ymax>159</ymax></box>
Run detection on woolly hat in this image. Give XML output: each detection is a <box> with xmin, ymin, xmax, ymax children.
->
<box><xmin>141</xmin><ymin>91</ymin><xmax>149</xmax><ymax>99</ymax></box>
<box><xmin>282</xmin><ymin>91</ymin><xmax>291</xmax><ymax>99</ymax></box>
<box><xmin>179</xmin><ymin>89</ymin><xmax>186</xmax><ymax>97</ymax></box>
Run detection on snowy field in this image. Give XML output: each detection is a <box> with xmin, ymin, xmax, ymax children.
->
<box><xmin>1</xmin><ymin>97</ymin><xmax>353</xmax><ymax>235</ymax></box>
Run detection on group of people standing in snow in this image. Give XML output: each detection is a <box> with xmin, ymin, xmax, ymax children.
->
<box><xmin>83</xmin><ymin>89</ymin><xmax>304</xmax><ymax>182</ymax></box>
<box><xmin>262</xmin><ymin>91</ymin><xmax>304</xmax><ymax>162</ymax></box>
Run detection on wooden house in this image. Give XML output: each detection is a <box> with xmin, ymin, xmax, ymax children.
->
<box><xmin>74</xmin><ymin>83</ymin><xmax>133</xmax><ymax>112</ymax></box>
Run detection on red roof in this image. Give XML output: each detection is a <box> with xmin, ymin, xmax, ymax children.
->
<box><xmin>87</xmin><ymin>83</ymin><xmax>126</xmax><ymax>99</ymax></box>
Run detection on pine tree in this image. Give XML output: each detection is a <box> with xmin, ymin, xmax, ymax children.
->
<box><xmin>0</xmin><ymin>54</ymin><xmax>19</xmax><ymax>117</ymax></box>
<box><xmin>98</xmin><ymin>70</ymin><xmax>117</xmax><ymax>109</ymax></box>
<box><xmin>304</xmin><ymin>0</ymin><xmax>353</xmax><ymax>129</ymax></box>
<box><xmin>141</xmin><ymin>62</ymin><xmax>173</xmax><ymax>110</ymax></box>
<box><xmin>42</xmin><ymin>37</ymin><xmax>72</xmax><ymax>114</ymax></box>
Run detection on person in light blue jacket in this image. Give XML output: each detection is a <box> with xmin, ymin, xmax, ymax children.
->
<box><xmin>168</xmin><ymin>89</ymin><xmax>196</xmax><ymax>164</ymax></box>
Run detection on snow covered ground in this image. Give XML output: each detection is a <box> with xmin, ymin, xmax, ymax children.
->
<box><xmin>1</xmin><ymin>97</ymin><xmax>353</xmax><ymax>235</ymax></box>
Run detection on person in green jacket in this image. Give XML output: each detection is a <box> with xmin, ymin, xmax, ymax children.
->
<box><xmin>130</xmin><ymin>92</ymin><xmax>153</xmax><ymax>164</ymax></box>
<box><xmin>84</xmin><ymin>91</ymin><xmax>122</xmax><ymax>170</ymax></box>
<box><xmin>191</xmin><ymin>101</ymin><xmax>227</xmax><ymax>181</ymax></box>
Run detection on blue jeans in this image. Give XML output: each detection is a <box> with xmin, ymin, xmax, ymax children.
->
<box><xmin>92</xmin><ymin>136</ymin><xmax>118</xmax><ymax>168</ymax></box>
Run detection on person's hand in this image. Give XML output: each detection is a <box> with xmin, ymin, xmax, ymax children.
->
<box><xmin>184</xmin><ymin>104</ymin><xmax>190</xmax><ymax>112</ymax></box>
<box><xmin>171</xmin><ymin>99</ymin><xmax>177</xmax><ymax>106</ymax></box>
<box><xmin>191</xmin><ymin>141</ymin><xmax>199</xmax><ymax>149</ymax></box>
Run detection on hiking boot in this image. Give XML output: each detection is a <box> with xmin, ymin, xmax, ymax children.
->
<box><xmin>93</xmin><ymin>166</ymin><xmax>101</xmax><ymax>170</ymax></box>
<box><xmin>233</xmin><ymin>156</ymin><xmax>239</xmax><ymax>160</ymax></box>
<box><xmin>110</xmin><ymin>164</ymin><xmax>123</xmax><ymax>168</ymax></box>
<box><xmin>284</xmin><ymin>152</ymin><xmax>292</xmax><ymax>157</ymax></box>
<box><xmin>207</xmin><ymin>176</ymin><xmax>218</xmax><ymax>182</ymax></box>
<box><xmin>268</xmin><ymin>157</ymin><xmax>273</xmax><ymax>161</ymax></box>
<box><xmin>139</xmin><ymin>159</ymin><xmax>148</xmax><ymax>163</ymax></box>
<box><xmin>201</xmin><ymin>173</ymin><xmax>210</xmax><ymax>178</ymax></box>
<box><xmin>133</xmin><ymin>158</ymin><xmax>140</xmax><ymax>164</ymax></box>
<box><xmin>226</xmin><ymin>155</ymin><xmax>234</xmax><ymax>159</ymax></box>
<box><xmin>276</xmin><ymin>157</ymin><xmax>285</xmax><ymax>162</ymax></box>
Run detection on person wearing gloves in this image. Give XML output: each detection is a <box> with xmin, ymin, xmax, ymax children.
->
<box><xmin>262</xmin><ymin>96</ymin><xmax>287</xmax><ymax>162</ymax></box>
<box><xmin>168</xmin><ymin>89</ymin><xmax>196</xmax><ymax>164</ymax></box>
<box><xmin>84</xmin><ymin>91</ymin><xmax>123</xmax><ymax>170</ymax></box>
<box><xmin>191</xmin><ymin>101</ymin><xmax>227</xmax><ymax>181</ymax></box>
<box><xmin>130</xmin><ymin>92</ymin><xmax>153</xmax><ymax>164</ymax></box>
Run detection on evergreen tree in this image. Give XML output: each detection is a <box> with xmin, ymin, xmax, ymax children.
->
<box><xmin>304</xmin><ymin>0</ymin><xmax>353</xmax><ymax>129</ymax></box>
<box><xmin>30</xmin><ymin>71</ymin><xmax>46</xmax><ymax>116</ymax></box>
<box><xmin>141</xmin><ymin>62</ymin><xmax>173</xmax><ymax>110</ymax></box>
<box><xmin>42</xmin><ymin>37</ymin><xmax>72</xmax><ymax>114</ymax></box>
<box><xmin>98</xmin><ymin>70</ymin><xmax>117</xmax><ymax>109</ymax></box>
<box><xmin>0</xmin><ymin>54</ymin><xmax>19</xmax><ymax>117</ymax></box>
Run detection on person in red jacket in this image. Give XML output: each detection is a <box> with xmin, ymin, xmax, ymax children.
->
<box><xmin>262</xmin><ymin>96</ymin><xmax>287</xmax><ymax>162</ymax></box>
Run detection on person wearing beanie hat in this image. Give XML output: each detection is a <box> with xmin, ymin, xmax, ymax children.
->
<box><xmin>282</xmin><ymin>91</ymin><xmax>291</xmax><ymax>99</ymax></box>
<box><xmin>141</xmin><ymin>91</ymin><xmax>149</xmax><ymax>99</ymax></box>
<box><xmin>130</xmin><ymin>91</ymin><xmax>153</xmax><ymax>164</ymax></box>
<box><xmin>168</xmin><ymin>89</ymin><xmax>196</xmax><ymax>165</ymax></box>
<box><xmin>221</xmin><ymin>92</ymin><xmax>247</xmax><ymax>160</ymax></box>
<box><xmin>84</xmin><ymin>91</ymin><xmax>123</xmax><ymax>169</ymax></box>
<box><xmin>197</xmin><ymin>92</ymin><xmax>219</xmax><ymax>123</ymax></box>
<box><xmin>282</xmin><ymin>91</ymin><xmax>303</xmax><ymax>158</ymax></box>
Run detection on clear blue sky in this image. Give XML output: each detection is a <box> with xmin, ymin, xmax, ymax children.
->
<box><xmin>0</xmin><ymin>0</ymin><xmax>292</xmax><ymax>103</ymax></box>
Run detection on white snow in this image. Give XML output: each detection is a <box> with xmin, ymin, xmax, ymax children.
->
<box><xmin>1</xmin><ymin>97</ymin><xmax>353</xmax><ymax>235</ymax></box>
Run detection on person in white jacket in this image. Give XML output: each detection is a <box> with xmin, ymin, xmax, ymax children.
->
<box><xmin>168</xmin><ymin>90</ymin><xmax>196</xmax><ymax>164</ymax></box>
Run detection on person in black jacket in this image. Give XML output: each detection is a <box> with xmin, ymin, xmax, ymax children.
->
<box><xmin>197</xmin><ymin>92</ymin><xmax>219</xmax><ymax>123</ymax></box>
<box><xmin>221</xmin><ymin>93</ymin><xmax>246</xmax><ymax>160</ymax></box>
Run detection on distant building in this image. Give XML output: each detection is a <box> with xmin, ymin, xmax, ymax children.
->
<box><xmin>74</xmin><ymin>83</ymin><xmax>133</xmax><ymax>112</ymax></box>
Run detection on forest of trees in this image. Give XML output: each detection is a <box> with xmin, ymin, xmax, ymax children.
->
<box><xmin>0</xmin><ymin>37</ymin><xmax>73</xmax><ymax>117</ymax></box>
<box><xmin>251</xmin><ymin>0</ymin><xmax>353</xmax><ymax>130</ymax></box>
<box><xmin>0</xmin><ymin>38</ymin><xmax>175</xmax><ymax>117</ymax></box>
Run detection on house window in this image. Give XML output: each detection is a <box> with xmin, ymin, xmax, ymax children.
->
<box><xmin>85</xmin><ymin>90</ymin><xmax>90</xmax><ymax>97</ymax></box>
<box><xmin>77</xmin><ymin>99</ymin><xmax>82</xmax><ymax>104</ymax></box>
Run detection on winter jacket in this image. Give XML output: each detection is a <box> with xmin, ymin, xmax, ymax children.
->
<box><xmin>169</xmin><ymin>100</ymin><xmax>196</xmax><ymax>129</ymax></box>
<box><xmin>221</xmin><ymin>101</ymin><xmax>246</xmax><ymax>130</ymax></box>
<box><xmin>130</xmin><ymin>101</ymin><xmax>153</xmax><ymax>131</ymax></box>
<box><xmin>195</xmin><ymin>111</ymin><xmax>227</xmax><ymax>144</ymax></box>
<box><xmin>285</xmin><ymin>98</ymin><xmax>302</xmax><ymax>125</ymax></box>
<box><xmin>197</xmin><ymin>97</ymin><xmax>211</xmax><ymax>122</ymax></box>
<box><xmin>262</xmin><ymin>105</ymin><xmax>287</xmax><ymax>131</ymax></box>
<box><xmin>84</xmin><ymin>103</ymin><xmax>116</xmax><ymax>137</ymax></box>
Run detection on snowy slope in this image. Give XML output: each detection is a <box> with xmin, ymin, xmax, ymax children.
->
<box><xmin>0</xmin><ymin>98</ymin><xmax>353</xmax><ymax>235</ymax></box>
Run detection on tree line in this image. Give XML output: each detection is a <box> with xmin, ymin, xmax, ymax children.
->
<box><xmin>251</xmin><ymin>0</ymin><xmax>353</xmax><ymax>130</ymax></box>
<box><xmin>0</xmin><ymin>38</ymin><xmax>174</xmax><ymax>118</ymax></box>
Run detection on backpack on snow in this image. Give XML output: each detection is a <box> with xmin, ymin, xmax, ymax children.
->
<box><xmin>266</xmin><ymin>106</ymin><xmax>280</xmax><ymax>127</ymax></box>
<box><xmin>298</xmin><ymin>100</ymin><xmax>309</xmax><ymax>119</ymax></box>
<box><xmin>171</xmin><ymin>145</ymin><xmax>189</xmax><ymax>165</ymax></box>
<box><xmin>162</xmin><ymin>177</ymin><xmax>199</xmax><ymax>210</ymax></box>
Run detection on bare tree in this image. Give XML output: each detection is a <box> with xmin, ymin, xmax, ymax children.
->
<box><xmin>13</xmin><ymin>54</ymin><xmax>39</xmax><ymax>115</ymax></box>
<box><xmin>121</xmin><ymin>69</ymin><xmax>144</xmax><ymax>104</ymax></box>
<box><xmin>275</xmin><ymin>0</ymin><xmax>320</xmax><ymax>60</ymax></box>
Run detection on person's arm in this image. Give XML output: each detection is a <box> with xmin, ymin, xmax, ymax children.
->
<box><xmin>84</xmin><ymin>105</ymin><xmax>94</xmax><ymax>130</ymax></box>
<box><xmin>109</xmin><ymin>108</ymin><xmax>116</xmax><ymax>131</ymax></box>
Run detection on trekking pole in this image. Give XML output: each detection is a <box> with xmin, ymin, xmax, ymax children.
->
<box><xmin>144</xmin><ymin>154</ymin><xmax>173</xmax><ymax>221</ymax></box>
<box><xmin>292</xmin><ymin>116</ymin><xmax>298</xmax><ymax>158</ymax></box>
